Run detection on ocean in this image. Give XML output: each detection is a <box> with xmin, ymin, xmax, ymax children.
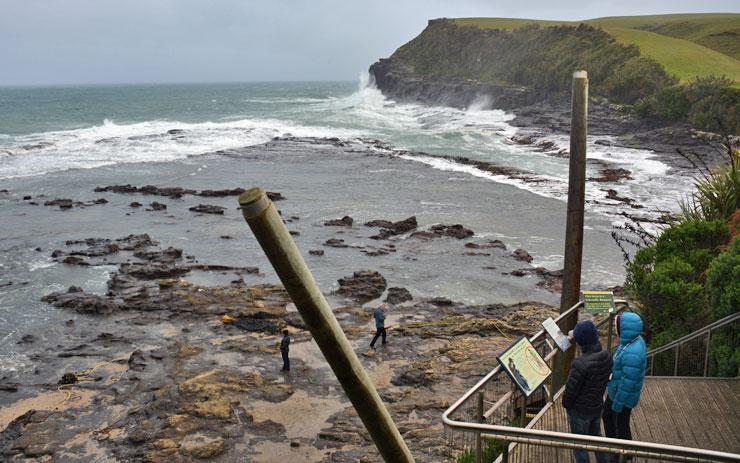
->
<box><xmin>0</xmin><ymin>78</ymin><xmax>694</xmax><ymax>374</ymax></box>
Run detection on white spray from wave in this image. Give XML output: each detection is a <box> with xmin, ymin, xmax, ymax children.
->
<box><xmin>0</xmin><ymin>117</ymin><xmax>364</xmax><ymax>179</ymax></box>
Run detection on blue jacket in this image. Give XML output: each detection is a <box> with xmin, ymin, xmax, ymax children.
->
<box><xmin>607</xmin><ymin>312</ymin><xmax>647</xmax><ymax>412</ymax></box>
<box><xmin>373</xmin><ymin>307</ymin><xmax>386</xmax><ymax>329</ymax></box>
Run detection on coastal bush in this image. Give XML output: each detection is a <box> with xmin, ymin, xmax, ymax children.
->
<box><xmin>706</xmin><ymin>237</ymin><xmax>740</xmax><ymax>320</ymax></box>
<box><xmin>681</xmin><ymin>144</ymin><xmax>739</xmax><ymax>222</ymax></box>
<box><xmin>708</xmin><ymin>333</ymin><xmax>740</xmax><ymax>377</ymax></box>
<box><xmin>602</xmin><ymin>57</ymin><xmax>676</xmax><ymax>104</ymax></box>
<box><xmin>637</xmin><ymin>76</ymin><xmax>740</xmax><ymax>134</ymax></box>
<box><xmin>625</xmin><ymin>220</ymin><xmax>728</xmax><ymax>345</ymax></box>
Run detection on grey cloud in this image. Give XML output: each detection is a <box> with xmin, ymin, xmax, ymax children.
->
<box><xmin>1</xmin><ymin>0</ymin><xmax>737</xmax><ymax>85</ymax></box>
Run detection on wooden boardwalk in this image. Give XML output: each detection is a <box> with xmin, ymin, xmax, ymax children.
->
<box><xmin>509</xmin><ymin>377</ymin><xmax>740</xmax><ymax>462</ymax></box>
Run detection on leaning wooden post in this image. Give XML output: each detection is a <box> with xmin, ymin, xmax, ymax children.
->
<box><xmin>238</xmin><ymin>188</ymin><xmax>415</xmax><ymax>463</ymax></box>
<box><xmin>554</xmin><ymin>70</ymin><xmax>589</xmax><ymax>390</ymax></box>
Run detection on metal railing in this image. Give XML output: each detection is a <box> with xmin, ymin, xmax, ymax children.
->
<box><xmin>647</xmin><ymin>312</ymin><xmax>740</xmax><ymax>378</ymax></box>
<box><xmin>442</xmin><ymin>301</ymin><xmax>740</xmax><ymax>463</ymax></box>
<box><xmin>442</xmin><ymin>300</ymin><xmax>626</xmax><ymax>462</ymax></box>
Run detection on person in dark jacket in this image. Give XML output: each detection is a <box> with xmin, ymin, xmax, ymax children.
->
<box><xmin>603</xmin><ymin>312</ymin><xmax>647</xmax><ymax>459</ymax></box>
<box><xmin>280</xmin><ymin>329</ymin><xmax>290</xmax><ymax>372</ymax></box>
<box><xmin>563</xmin><ymin>320</ymin><xmax>613</xmax><ymax>463</ymax></box>
<box><xmin>370</xmin><ymin>303</ymin><xmax>387</xmax><ymax>348</ymax></box>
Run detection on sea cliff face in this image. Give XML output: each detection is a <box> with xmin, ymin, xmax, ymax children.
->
<box><xmin>369</xmin><ymin>57</ymin><xmax>542</xmax><ymax>110</ymax></box>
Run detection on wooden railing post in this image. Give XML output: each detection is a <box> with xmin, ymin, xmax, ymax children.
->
<box><xmin>476</xmin><ymin>391</ymin><xmax>484</xmax><ymax>463</ymax></box>
<box><xmin>703</xmin><ymin>331</ymin><xmax>712</xmax><ymax>377</ymax></box>
<box><xmin>238</xmin><ymin>188</ymin><xmax>414</xmax><ymax>463</ymax></box>
<box><xmin>554</xmin><ymin>70</ymin><xmax>588</xmax><ymax>391</ymax></box>
<box><xmin>674</xmin><ymin>345</ymin><xmax>680</xmax><ymax>376</ymax></box>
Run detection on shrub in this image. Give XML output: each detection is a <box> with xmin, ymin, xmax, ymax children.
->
<box><xmin>625</xmin><ymin>220</ymin><xmax>727</xmax><ymax>343</ymax></box>
<box><xmin>681</xmin><ymin>148</ymin><xmax>740</xmax><ymax>222</ymax></box>
<box><xmin>627</xmin><ymin>255</ymin><xmax>708</xmax><ymax>343</ymax></box>
<box><xmin>708</xmin><ymin>333</ymin><xmax>740</xmax><ymax>377</ymax></box>
<box><xmin>603</xmin><ymin>57</ymin><xmax>676</xmax><ymax>104</ymax></box>
<box><xmin>653</xmin><ymin>220</ymin><xmax>729</xmax><ymax>271</ymax></box>
<box><xmin>637</xmin><ymin>76</ymin><xmax>740</xmax><ymax>134</ymax></box>
<box><xmin>636</xmin><ymin>85</ymin><xmax>690</xmax><ymax>121</ymax></box>
<box><xmin>706</xmin><ymin>237</ymin><xmax>740</xmax><ymax>320</ymax></box>
<box><xmin>457</xmin><ymin>438</ymin><xmax>504</xmax><ymax>463</ymax></box>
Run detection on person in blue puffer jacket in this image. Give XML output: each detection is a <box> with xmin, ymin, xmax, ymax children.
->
<box><xmin>603</xmin><ymin>312</ymin><xmax>647</xmax><ymax>459</ymax></box>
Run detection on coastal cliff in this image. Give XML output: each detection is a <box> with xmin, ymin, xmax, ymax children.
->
<box><xmin>369</xmin><ymin>17</ymin><xmax>739</xmax><ymax>139</ymax></box>
<box><xmin>369</xmin><ymin>57</ymin><xmax>542</xmax><ymax>110</ymax></box>
<box><xmin>369</xmin><ymin>18</ymin><xmax>671</xmax><ymax>109</ymax></box>
<box><xmin>369</xmin><ymin>17</ymin><xmax>737</xmax><ymax>161</ymax></box>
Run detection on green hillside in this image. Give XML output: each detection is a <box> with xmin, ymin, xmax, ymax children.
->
<box><xmin>606</xmin><ymin>27</ymin><xmax>740</xmax><ymax>82</ymax></box>
<box><xmin>587</xmin><ymin>14</ymin><xmax>740</xmax><ymax>60</ymax></box>
<box><xmin>453</xmin><ymin>14</ymin><xmax>740</xmax><ymax>83</ymax></box>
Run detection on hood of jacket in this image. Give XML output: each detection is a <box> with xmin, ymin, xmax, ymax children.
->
<box><xmin>618</xmin><ymin>312</ymin><xmax>643</xmax><ymax>344</ymax></box>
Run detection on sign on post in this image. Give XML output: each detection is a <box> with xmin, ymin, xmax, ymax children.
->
<box><xmin>497</xmin><ymin>337</ymin><xmax>551</xmax><ymax>398</ymax></box>
<box><xmin>583</xmin><ymin>291</ymin><xmax>615</xmax><ymax>314</ymax></box>
<box><xmin>542</xmin><ymin>317</ymin><xmax>571</xmax><ymax>352</ymax></box>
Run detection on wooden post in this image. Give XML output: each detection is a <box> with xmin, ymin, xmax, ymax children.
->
<box><xmin>673</xmin><ymin>345</ymin><xmax>680</xmax><ymax>376</ymax></box>
<box><xmin>238</xmin><ymin>188</ymin><xmax>415</xmax><ymax>463</ymax></box>
<box><xmin>554</xmin><ymin>70</ymin><xmax>588</xmax><ymax>391</ymax></box>
<box><xmin>476</xmin><ymin>391</ymin><xmax>484</xmax><ymax>463</ymax></box>
<box><xmin>703</xmin><ymin>331</ymin><xmax>712</xmax><ymax>377</ymax></box>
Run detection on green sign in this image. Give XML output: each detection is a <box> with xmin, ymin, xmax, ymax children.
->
<box><xmin>583</xmin><ymin>291</ymin><xmax>615</xmax><ymax>314</ymax></box>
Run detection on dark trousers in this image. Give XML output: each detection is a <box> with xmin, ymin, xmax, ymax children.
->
<box><xmin>602</xmin><ymin>397</ymin><xmax>633</xmax><ymax>440</ymax></box>
<box><xmin>603</xmin><ymin>397</ymin><xmax>633</xmax><ymax>462</ymax></box>
<box><xmin>281</xmin><ymin>350</ymin><xmax>290</xmax><ymax>371</ymax></box>
<box><xmin>370</xmin><ymin>327</ymin><xmax>386</xmax><ymax>347</ymax></box>
<box><xmin>567</xmin><ymin>410</ymin><xmax>609</xmax><ymax>463</ymax></box>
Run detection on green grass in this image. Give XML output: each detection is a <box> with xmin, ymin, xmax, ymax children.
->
<box><xmin>588</xmin><ymin>14</ymin><xmax>740</xmax><ymax>59</ymax></box>
<box><xmin>452</xmin><ymin>14</ymin><xmax>740</xmax><ymax>83</ymax></box>
<box><xmin>605</xmin><ymin>27</ymin><xmax>740</xmax><ymax>83</ymax></box>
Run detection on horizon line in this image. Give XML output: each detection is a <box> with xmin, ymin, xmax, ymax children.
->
<box><xmin>0</xmin><ymin>78</ymin><xmax>362</xmax><ymax>89</ymax></box>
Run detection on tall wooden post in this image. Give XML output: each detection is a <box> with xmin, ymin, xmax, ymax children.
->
<box><xmin>554</xmin><ymin>70</ymin><xmax>588</xmax><ymax>390</ymax></box>
<box><xmin>238</xmin><ymin>188</ymin><xmax>415</xmax><ymax>463</ymax></box>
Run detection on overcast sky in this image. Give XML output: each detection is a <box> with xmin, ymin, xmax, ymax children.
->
<box><xmin>1</xmin><ymin>0</ymin><xmax>737</xmax><ymax>86</ymax></box>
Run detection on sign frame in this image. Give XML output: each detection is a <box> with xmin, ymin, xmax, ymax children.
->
<box><xmin>497</xmin><ymin>336</ymin><xmax>551</xmax><ymax>398</ymax></box>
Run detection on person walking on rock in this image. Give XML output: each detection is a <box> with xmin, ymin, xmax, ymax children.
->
<box><xmin>370</xmin><ymin>303</ymin><xmax>387</xmax><ymax>348</ymax></box>
<box><xmin>603</xmin><ymin>312</ymin><xmax>647</xmax><ymax>460</ymax></box>
<box><xmin>563</xmin><ymin>320</ymin><xmax>613</xmax><ymax>463</ymax></box>
<box><xmin>280</xmin><ymin>329</ymin><xmax>291</xmax><ymax>372</ymax></box>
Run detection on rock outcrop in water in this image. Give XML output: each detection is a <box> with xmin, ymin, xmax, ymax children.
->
<box><xmin>324</xmin><ymin>215</ymin><xmax>354</xmax><ymax>227</ymax></box>
<box><xmin>334</xmin><ymin>270</ymin><xmax>387</xmax><ymax>302</ymax></box>
<box><xmin>366</xmin><ymin>216</ymin><xmax>417</xmax><ymax>239</ymax></box>
<box><xmin>411</xmin><ymin>224</ymin><xmax>474</xmax><ymax>240</ymax></box>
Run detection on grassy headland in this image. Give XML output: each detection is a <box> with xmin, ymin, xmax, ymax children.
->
<box><xmin>454</xmin><ymin>14</ymin><xmax>740</xmax><ymax>60</ymax></box>
<box><xmin>382</xmin><ymin>14</ymin><xmax>739</xmax><ymax>133</ymax></box>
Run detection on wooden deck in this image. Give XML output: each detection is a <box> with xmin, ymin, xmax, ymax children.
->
<box><xmin>508</xmin><ymin>377</ymin><xmax>740</xmax><ymax>462</ymax></box>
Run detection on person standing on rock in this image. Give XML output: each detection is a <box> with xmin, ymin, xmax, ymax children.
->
<box><xmin>563</xmin><ymin>320</ymin><xmax>612</xmax><ymax>463</ymax></box>
<box><xmin>280</xmin><ymin>329</ymin><xmax>291</xmax><ymax>372</ymax></box>
<box><xmin>370</xmin><ymin>303</ymin><xmax>387</xmax><ymax>348</ymax></box>
<box><xmin>603</xmin><ymin>312</ymin><xmax>647</xmax><ymax>461</ymax></box>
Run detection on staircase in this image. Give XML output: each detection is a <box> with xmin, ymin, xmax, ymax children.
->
<box><xmin>443</xmin><ymin>304</ymin><xmax>740</xmax><ymax>463</ymax></box>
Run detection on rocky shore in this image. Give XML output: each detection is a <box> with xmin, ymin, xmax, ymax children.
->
<box><xmin>0</xmin><ymin>166</ymin><xmax>576</xmax><ymax>462</ymax></box>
